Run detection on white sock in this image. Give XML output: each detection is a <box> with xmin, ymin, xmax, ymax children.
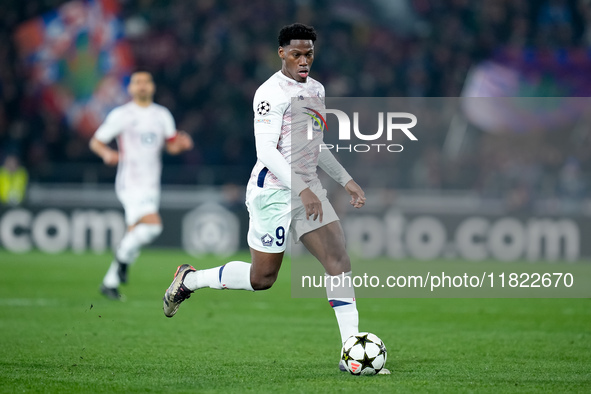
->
<box><xmin>184</xmin><ymin>261</ymin><xmax>254</xmax><ymax>291</ymax></box>
<box><xmin>115</xmin><ymin>224</ymin><xmax>162</xmax><ymax>264</ymax></box>
<box><xmin>103</xmin><ymin>260</ymin><xmax>120</xmax><ymax>288</ymax></box>
<box><xmin>184</xmin><ymin>266</ymin><xmax>224</xmax><ymax>290</ymax></box>
<box><xmin>103</xmin><ymin>224</ymin><xmax>162</xmax><ymax>288</ymax></box>
<box><xmin>326</xmin><ymin>271</ymin><xmax>359</xmax><ymax>343</ymax></box>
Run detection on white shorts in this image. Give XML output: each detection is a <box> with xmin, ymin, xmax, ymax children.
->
<box><xmin>117</xmin><ymin>190</ymin><xmax>160</xmax><ymax>226</ymax></box>
<box><xmin>245</xmin><ymin>184</ymin><xmax>339</xmax><ymax>253</ymax></box>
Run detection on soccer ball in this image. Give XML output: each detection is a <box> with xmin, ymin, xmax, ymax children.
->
<box><xmin>341</xmin><ymin>332</ymin><xmax>387</xmax><ymax>375</ymax></box>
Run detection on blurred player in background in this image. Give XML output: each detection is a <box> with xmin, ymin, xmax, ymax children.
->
<box><xmin>90</xmin><ymin>71</ymin><xmax>193</xmax><ymax>300</ymax></box>
<box><xmin>163</xmin><ymin>24</ymin><xmax>388</xmax><ymax>373</ymax></box>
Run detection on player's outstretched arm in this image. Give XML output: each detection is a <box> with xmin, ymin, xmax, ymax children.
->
<box><xmin>89</xmin><ymin>137</ymin><xmax>119</xmax><ymax>166</ymax></box>
<box><xmin>318</xmin><ymin>149</ymin><xmax>353</xmax><ymax>187</ymax></box>
<box><xmin>317</xmin><ymin>149</ymin><xmax>365</xmax><ymax>208</ymax></box>
<box><xmin>344</xmin><ymin>179</ymin><xmax>366</xmax><ymax>209</ymax></box>
<box><xmin>166</xmin><ymin>130</ymin><xmax>193</xmax><ymax>155</ymax></box>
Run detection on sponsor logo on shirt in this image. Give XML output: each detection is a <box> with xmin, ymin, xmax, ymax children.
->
<box><xmin>304</xmin><ymin>107</ymin><xmax>328</xmax><ymax>132</ymax></box>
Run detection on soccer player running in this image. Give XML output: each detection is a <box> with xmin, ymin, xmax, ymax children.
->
<box><xmin>163</xmin><ymin>24</ymin><xmax>387</xmax><ymax>373</ymax></box>
<box><xmin>90</xmin><ymin>71</ymin><xmax>193</xmax><ymax>300</ymax></box>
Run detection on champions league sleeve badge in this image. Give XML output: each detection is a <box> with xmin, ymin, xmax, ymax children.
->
<box><xmin>257</xmin><ymin>101</ymin><xmax>271</xmax><ymax>116</ymax></box>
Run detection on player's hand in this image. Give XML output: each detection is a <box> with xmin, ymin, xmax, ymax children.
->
<box><xmin>102</xmin><ymin>149</ymin><xmax>119</xmax><ymax>166</ymax></box>
<box><xmin>166</xmin><ymin>130</ymin><xmax>193</xmax><ymax>154</ymax></box>
<box><xmin>176</xmin><ymin>130</ymin><xmax>194</xmax><ymax>151</ymax></box>
<box><xmin>345</xmin><ymin>180</ymin><xmax>366</xmax><ymax>209</ymax></box>
<box><xmin>299</xmin><ymin>188</ymin><xmax>323</xmax><ymax>222</ymax></box>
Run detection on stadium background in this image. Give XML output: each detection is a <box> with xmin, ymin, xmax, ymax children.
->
<box><xmin>1</xmin><ymin>0</ymin><xmax>591</xmax><ymax>260</ymax></box>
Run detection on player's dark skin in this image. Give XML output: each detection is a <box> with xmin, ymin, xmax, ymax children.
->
<box><xmin>248</xmin><ymin>39</ymin><xmax>366</xmax><ymax>290</ymax></box>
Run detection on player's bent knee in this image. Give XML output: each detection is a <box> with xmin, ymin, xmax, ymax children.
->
<box><xmin>250</xmin><ymin>275</ymin><xmax>277</xmax><ymax>291</ymax></box>
<box><xmin>325</xmin><ymin>255</ymin><xmax>352</xmax><ymax>276</ymax></box>
<box><xmin>135</xmin><ymin>224</ymin><xmax>163</xmax><ymax>245</ymax></box>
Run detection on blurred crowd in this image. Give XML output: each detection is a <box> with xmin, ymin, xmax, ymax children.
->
<box><xmin>1</xmin><ymin>0</ymin><xmax>591</xmax><ymax>207</ymax></box>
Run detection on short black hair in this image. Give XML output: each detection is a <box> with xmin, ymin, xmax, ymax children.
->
<box><xmin>278</xmin><ymin>23</ymin><xmax>317</xmax><ymax>47</ymax></box>
<box><xmin>131</xmin><ymin>68</ymin><xmax>153</xmax><ymax>76</ymax></box>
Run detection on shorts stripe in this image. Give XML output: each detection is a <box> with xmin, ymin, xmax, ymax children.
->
<box><xmin>257</xmin><ymin>167</ymin><xmax>269</xmax><ymax>188</ymax></box>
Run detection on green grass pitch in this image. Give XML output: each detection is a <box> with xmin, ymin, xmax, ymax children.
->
<box><xmin>0</xmin><ymin>249</ymin><xmax>589</xmax><ymax>393</ymax></box>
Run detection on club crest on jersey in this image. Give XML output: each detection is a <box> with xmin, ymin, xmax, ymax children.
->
<box><xmin>257</xmin><ymin>101</ymin><xmax>271</xmax><ymax>116</ymax></box>
<box><xmin>261</xmin><ymin>233</ymin><xmax>274</xmax><ymax>246</ymax></box>
<box><xmin>141</xmin><ymin>132</ymin><xmax>157</xmax><ymax>145</ymax></box>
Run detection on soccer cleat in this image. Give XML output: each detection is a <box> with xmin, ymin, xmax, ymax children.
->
<box><xmin>117</xmin><ymin>261</ymin><xmax>129</xmax><ymax>284</ymax></box>
<box><xmin>100</xmin><ymin>284</ymin><xmax>121</xmax><ymax>300</ymax></box>
<box><xmin>377</xmin><ymin>368</ymin><xmax>391</xmax><ymax>375</ymax></box>
<box><xmin>163</xmin><ymin>264</ymin><xmax>196</xmax><ymax>317</ymax></box>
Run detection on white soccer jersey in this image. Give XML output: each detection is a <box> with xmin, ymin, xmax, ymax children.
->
<box><xmin>93</xmin><ymin>101</ymin><xmax>176</xmax><ymax>194</ymax></box>
<box><xmin>248</xmin><ymin>71</ymin><xmax>325</xmax><ymax>191</ymax></box>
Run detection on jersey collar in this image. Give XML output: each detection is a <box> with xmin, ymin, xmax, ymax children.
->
<box><xmin>276</xmin><ymin>70</ymin><xmax>309</xmax><ymax>85</ymax></box>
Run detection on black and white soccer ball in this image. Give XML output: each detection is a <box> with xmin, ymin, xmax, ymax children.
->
<box><xmin>341</xmin><ymin>332</ymin><xmax>387</xmax><ymax>375</ymax></box>
<box><xmin>256</xmin><ymin>100</ymin><xmax>271</xmax><ymax>116</ymax></box>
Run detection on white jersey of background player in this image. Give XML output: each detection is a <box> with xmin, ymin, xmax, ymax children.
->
<box><xmin>162</xmin><ymin>24</ymin><xmax>389</xmax><ymax>374</ymax></box>
<box><xmin>90</xmin><ymin>71</ymin><xmax>193</xmax><ymax>300</ymax></box>
<box><xmin>97</xmin><ymin>101</ymin><xmax>175</xmax><ymax>196</ymax></box>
